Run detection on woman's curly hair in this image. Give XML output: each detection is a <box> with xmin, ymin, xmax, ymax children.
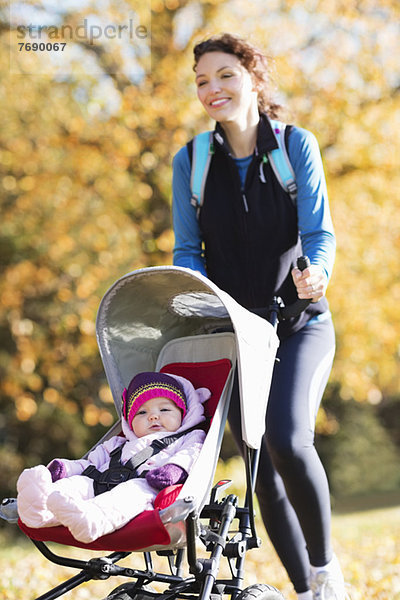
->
<box><xmin>193</xmin><ymin>33</ymin><xmax>283</xmax><ymax>118</ymax></box>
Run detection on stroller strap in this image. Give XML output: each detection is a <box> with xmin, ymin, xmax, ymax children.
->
<box><xmin>82</xmin><ymin>424</ymin><xmax>205</xmax><ymax>496</ymax></box>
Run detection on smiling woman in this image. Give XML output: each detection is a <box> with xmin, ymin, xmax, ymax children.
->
<box><xmin>171</xmin><ymin>33</ymin><xmax>345</xmax><ymax>600</ymax></box>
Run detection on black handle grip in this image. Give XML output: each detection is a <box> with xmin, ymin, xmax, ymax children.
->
<box><xmin>296</xmin><ymin>255</ymin><xmax>310</xmax><ymax>272</ymax></box>
<box><xmin>280</xmin><ymin>256</ymin><xmax>311</xmax><ymax>320</ymax></box>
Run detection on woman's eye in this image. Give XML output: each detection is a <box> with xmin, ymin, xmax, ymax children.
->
<box><xmin>197</xmin><ymin>80</ymin><xmax>207</xmax><ymax>87</ymax></box>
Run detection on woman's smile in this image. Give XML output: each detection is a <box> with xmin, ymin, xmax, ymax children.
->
<box><xmin>209</xmin><ymin>97</ymin><xmax>231</xmax><ymax>108</ymax></box>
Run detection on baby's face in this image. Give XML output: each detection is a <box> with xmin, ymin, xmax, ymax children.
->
<box><xmin>132</xmin><ymin>397</ymin><xmax>183</xmax><ymax>437</ymax></box>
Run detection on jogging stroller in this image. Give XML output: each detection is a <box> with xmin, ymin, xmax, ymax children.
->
<box><xmin>1</xmin><ymin>265</ymin><xmax>309</xmax><ymax>600</ymax></box>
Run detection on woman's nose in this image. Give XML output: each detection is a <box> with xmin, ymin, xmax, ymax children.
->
<box><xmin>209</xmin><ymin>78</ymin><xmax>221</xmax><ymax>93</ymax></box>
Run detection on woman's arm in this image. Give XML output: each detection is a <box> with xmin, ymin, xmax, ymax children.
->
<box><xmin>288</xmin><ymin>127</ymin><xmax>336</xmax><ymax>301</ymax></box>
<box><xmin>172</xmin><ymin>146</ymin><xmax>207</xmax><ymax>276</ymax></box>
<box><xmin>289</xmin><ymin>126</ymin><xmax>336</xmax><ymax>279</ymax></box>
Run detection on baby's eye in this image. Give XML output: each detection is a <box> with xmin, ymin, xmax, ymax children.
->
<box><xmin>136</xmin><ymin>409</ymin><xmax>147</xmax><ymax>416</ymax></box>
<box><xmin>161</xmin><ymin>408</ymin><xmax>171</xmax><ymax>412</ymax></box>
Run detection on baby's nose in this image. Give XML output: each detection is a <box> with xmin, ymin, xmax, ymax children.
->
<box><xmin>148</xmin><ymin>412</ymin><xmax>159</xmax><ymax>421</ymax></box>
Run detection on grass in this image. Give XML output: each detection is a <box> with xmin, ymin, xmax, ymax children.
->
<box><xmin>0</xmin><ymin>502</ymin><xmax>399</xmax><ymax>600</ymax></box>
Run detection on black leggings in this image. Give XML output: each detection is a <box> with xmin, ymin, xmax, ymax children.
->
<box><xmin>228</xmin><ymin>318</ymin><xmax>335</xmax><ymax>593</ymax></box>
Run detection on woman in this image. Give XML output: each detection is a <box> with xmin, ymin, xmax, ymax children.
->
<box><xmin>172</xmin><ymin>33</ymin><xmax>346</xmax><ymax>600</ymax></box>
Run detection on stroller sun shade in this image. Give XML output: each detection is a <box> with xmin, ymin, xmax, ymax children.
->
<box><xmin>97</xmin><ymin>266</ymin><xmax>279</xmax><ymax>450</ymax></box>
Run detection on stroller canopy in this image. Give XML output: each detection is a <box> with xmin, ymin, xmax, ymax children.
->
<box><xmin>96</xmin><ymin>267</ymin><xmax>279</xmax><ymax>450</ymax></box>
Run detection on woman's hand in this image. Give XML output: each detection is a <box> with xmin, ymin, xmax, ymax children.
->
<box><xmin>291</xmin><ymin>264</ymin><xmax>328</xmax><ymax>303</ymax></box>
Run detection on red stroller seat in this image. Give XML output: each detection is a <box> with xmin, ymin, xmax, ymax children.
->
<box><xmin>18</xmin><ymin>358</ymin><xmax>232</xmax><ymax>552</ymax></box>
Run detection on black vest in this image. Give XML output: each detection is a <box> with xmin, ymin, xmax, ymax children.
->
<box><xmin>188</xmin><ymin>114</ymin><xmax>328</xmax><ymax>339</ymax></box>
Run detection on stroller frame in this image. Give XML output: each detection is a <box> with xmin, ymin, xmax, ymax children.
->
<box><xmin>29</xmin><ymin>472</ymin><xmax>266</xmax><ymax>600</ymax></box>
<box><xmin>4</xmin><ymin>265</ymin><xmax>310</xmax><ymax>600</ymax></box>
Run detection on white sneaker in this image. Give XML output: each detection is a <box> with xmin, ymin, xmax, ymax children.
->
<box><xmin>310</xmin><ymin>554</ymin><xmax>348</xmax><ymax>600</ymax></box>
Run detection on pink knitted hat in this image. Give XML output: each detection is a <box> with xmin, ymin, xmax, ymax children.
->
<box><xmin>122</xmin><ymin>371</ymin><xmax>187</xmax><ymax>431</ymax></box>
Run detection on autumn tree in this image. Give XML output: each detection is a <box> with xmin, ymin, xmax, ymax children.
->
<box><xmin>0</xmin><ymin>0</ymin><xmax>223</xmax><ymax>496</ymax></box>
<box><xmin>1</xmin><ymin>0</ymin><xmax>400</xmax><ymax>499</ymax></box>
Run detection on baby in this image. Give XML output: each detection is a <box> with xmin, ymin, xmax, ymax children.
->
<box><xmin>17</xmin><ymin>372</ymin><xmax>209</xmax><ymax>543</ymax></box>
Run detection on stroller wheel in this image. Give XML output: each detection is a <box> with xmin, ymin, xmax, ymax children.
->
<box><xmin>236</xmin><ymin>583</ymin><xmax>286</xmax><ymax>600</ymax></box>
<box><xmin>104</xmin><ymin>583</ymin><xmax>157</xmax><ymax>600</ymax></box>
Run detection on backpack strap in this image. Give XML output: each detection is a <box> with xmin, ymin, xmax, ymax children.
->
<box><xmin>189</xmin><ymin>121</ymin><xmax>297</xmax><ymax>216</ymax></box>
<box><xmin>190</xmin><ymin>131</ymin><xmax>214</xmax><ymax>217</ymax></box>
<box><xmin>267</xmin><ymin>119</ymin><xmax>297</xmax><ymax>205</ymax></box>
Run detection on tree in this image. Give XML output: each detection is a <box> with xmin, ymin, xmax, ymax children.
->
<box><xmin>1</xmin><ymin>0</ymin><xmax>400</xmax><ymax>499</ymax></box>
<box><xmin>0</xmin><ymin>0</ymin><xmax>222</xmax><ymax>495</ymax></box>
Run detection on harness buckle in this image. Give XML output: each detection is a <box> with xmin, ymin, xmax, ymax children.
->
<box><xmin>96</xmin><ymin>466</ymin><xmax>136</xmax><ymax>490</ymax></box>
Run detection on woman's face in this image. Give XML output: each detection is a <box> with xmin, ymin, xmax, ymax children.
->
<box><xmin>195</xmin><ymin>51</ymin><xmax>258</xmax><ymax>123</ymax></box>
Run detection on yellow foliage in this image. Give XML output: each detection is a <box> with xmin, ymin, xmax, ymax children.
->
<box><xmin>0</xmin><ymin>0</ymin><xmax>400</xmax><ymax>449</ymax></box>
<box><xmin>16</xmin><ymin>394</ymin><xmax>38</xmax><ymax>421</ymax></box>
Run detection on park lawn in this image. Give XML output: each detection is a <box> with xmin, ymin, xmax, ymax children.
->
<box><xmin>0</xmin><ymin>504</ymin><xmax>399</xmax><ymax>600</ymax></box>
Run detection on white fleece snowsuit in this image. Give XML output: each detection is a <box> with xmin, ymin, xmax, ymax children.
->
<box><xmin>17</xmin><ymin>374</ymin><xmax>209</xmax><ymax>543</ymax></box>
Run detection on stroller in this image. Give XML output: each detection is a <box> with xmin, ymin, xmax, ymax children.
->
<box><xmin>1</xmin><ymin>264</ymin><xmax>309</xmax><ymax>600</ymax></box>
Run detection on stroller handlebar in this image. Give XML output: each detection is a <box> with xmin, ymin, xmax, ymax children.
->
<box><xmin>279</xmin><ymin>256</ymin><xmax>312</xmax><ymax>320</ymax></box>
<box><xmin>251</xmin><ymin>256</ymin><xmax>312</xmax><ymax>324</ymax></box>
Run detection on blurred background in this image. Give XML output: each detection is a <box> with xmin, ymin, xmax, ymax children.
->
<box><xmin>1</xmin><ymin>0</ymin><xmax>400</xmax><ymax>512</ymax></box>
